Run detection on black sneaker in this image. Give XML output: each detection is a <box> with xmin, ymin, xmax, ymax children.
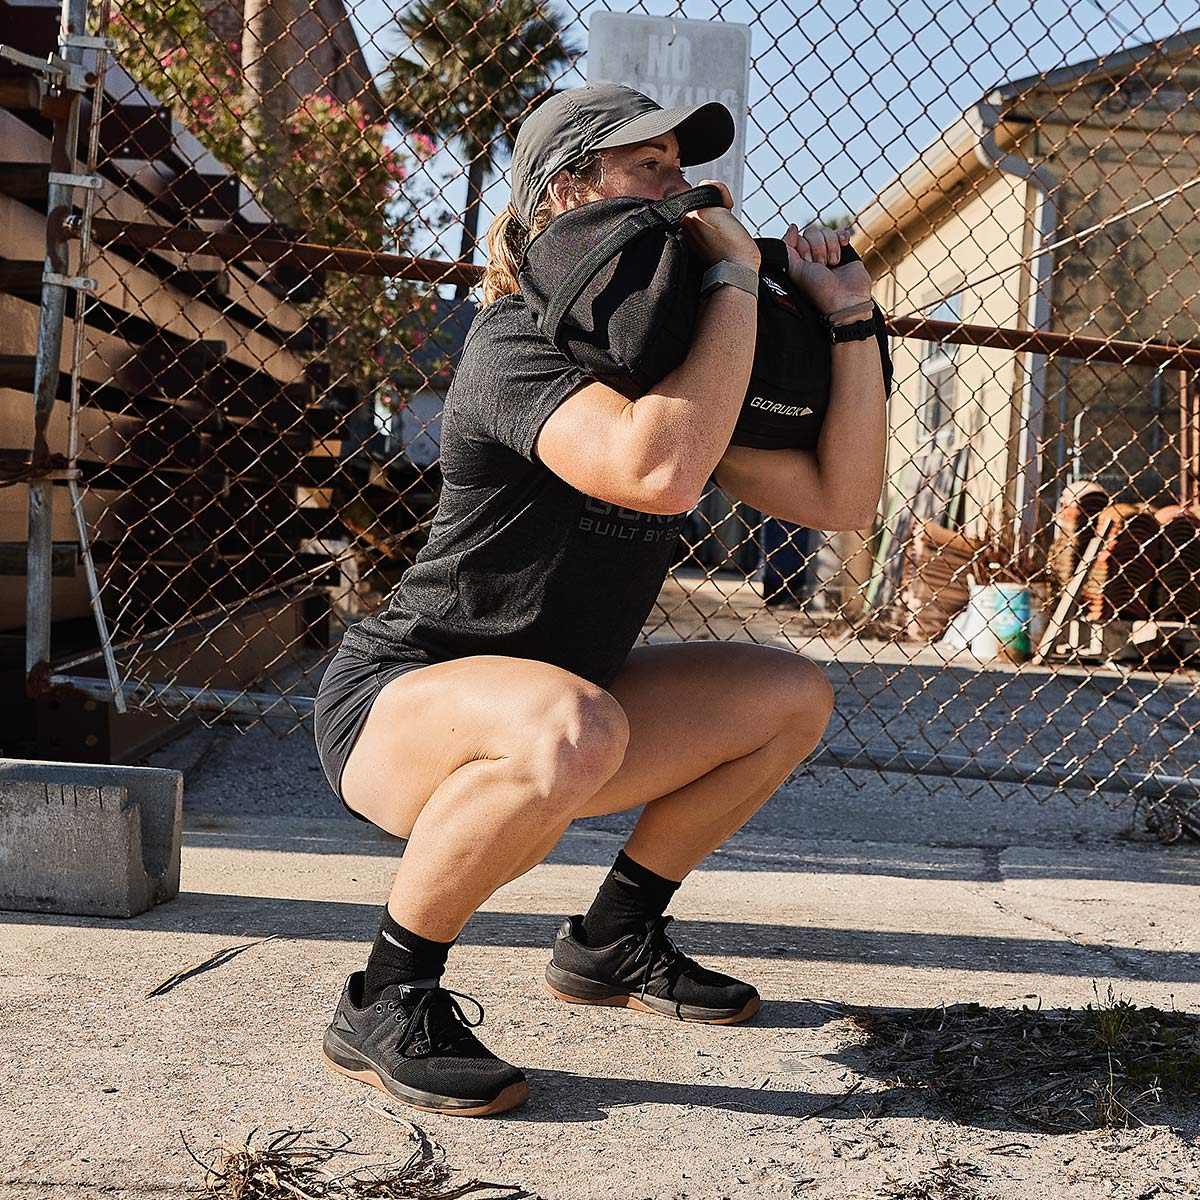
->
<box><xmin>321</xmin><ymin>972</ymin><xmax>528</xmax><ymax>1116</ymax></box>
<box><xmin>544</xmin><ymin>914</ymin><xmax>761</xmax><ymax>1024</ymax></box>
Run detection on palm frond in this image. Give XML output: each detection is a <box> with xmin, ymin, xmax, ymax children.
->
<box><xmin>384</xmin><ymin>0</ymin><xmax>580</xmax><ymax>165</ymax></box>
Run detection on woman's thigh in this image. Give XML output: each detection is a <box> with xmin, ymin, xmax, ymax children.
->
<box><xmin>577</xmin><ymin>641</ymin><xmax>833</xmax><ymax>819</ymax></box>
<box><xmin>339</xmin><ymin>654</ymin><xmax>627</xmax><ymax>837</ymax></box>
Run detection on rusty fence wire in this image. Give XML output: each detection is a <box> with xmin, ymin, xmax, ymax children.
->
<box><xmin>5</xmin><ymin>0</ymin><xmax>1200</xmax><ymax>834</ymax></box>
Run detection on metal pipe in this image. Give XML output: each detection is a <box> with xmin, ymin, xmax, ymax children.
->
<box><xmin>973</xmin><ymin>99</ymin><xmax>1059</xmax><ymax>549</ymax></box>
<box><xmin>809</xmin><ymin>742</ymin><xmax>1200</xmax><ymax>805</ymax></box>
<box><xmin>74</xmin><ymin>215</ymin><xmax>1200</xmax><ymax>368</ymax></box>
<box><xmin>1183</xmin><ymin>370</ymin><xmax>1199</xmax><ymax>509</ymax></box>
<box><xmin>82</xmin><ymin>216</ymin><xmax>484</xmax><ymax>289</ymax></box>
<box><xmin>1053</xmin><ymin>356</ymin><xmax>1069</xmax><ymax>510</ymax></box>
<box><xmin>74</xmin><ymin>219</ymin><xmax>1200</xmax><ymax>368</ymax></box>
<box><xmin>65</xmin><ymin>0</ymin><xmax>123</xmax><ymax>710</ymax></box>
<box><xmin>886</xmin><ymin>315</ymin><xmax>1200</xmax><ymax>371</ymax></box>
<box><xmin>25</xmin><ymin>0</ymin><xmax>89</xmax><ymax>680</ymax></box>
<box><xmin>1182</xmin><ymin>371</ymin><xmax>1191</xmax><ymax>507</ymax></box>
<box><xmin>50</xmin><ymin>674</ymin><xmax>316</xmax><ymax>718</ymax></box>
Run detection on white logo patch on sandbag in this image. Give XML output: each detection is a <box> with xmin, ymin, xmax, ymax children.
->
<box><xmin>749</xmin><ymin>397</ymin><xmax>814</xmax><ymax>418</ymax></box>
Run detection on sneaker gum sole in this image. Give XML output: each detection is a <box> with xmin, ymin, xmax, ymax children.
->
<box><xmin>544</xmin><ymin>979</ymin><xmax>761</xmax><ymax>1025</ymax></box>
<box><xmin>321</xmin><ymin>1049</ymin><xmax>529</xmax><ymax>1117</ymax></box>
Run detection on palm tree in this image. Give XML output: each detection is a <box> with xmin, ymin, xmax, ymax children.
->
<box><xmin>385</xmin><ymin>0</ymin><xmax>580</xmax><ymax>297</ymax></box>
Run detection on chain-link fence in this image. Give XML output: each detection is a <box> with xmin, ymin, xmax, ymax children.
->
<box><xmin>6</xmin><ymin>0</ymin><xmax>1199</xmax><ymax>834</ymax></box>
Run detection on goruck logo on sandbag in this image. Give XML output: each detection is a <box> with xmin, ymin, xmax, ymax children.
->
<box><xmin>748</xmin><ymin>397</ymin><xmax>815</xmax><ymax>417</ymax></box>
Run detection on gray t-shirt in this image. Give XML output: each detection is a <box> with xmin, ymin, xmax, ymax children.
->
<box><xmin>341</xmin><ymin>293</ymin><xmax>687</xmax><ymax>688</ymax></box>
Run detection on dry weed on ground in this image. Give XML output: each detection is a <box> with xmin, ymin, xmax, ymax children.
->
<box><xmin>851</xmin><ymin>988</ymin><xmax>1200</xmax><ymax>1131</ymax></box>
<box><xmin>878</xmin><ymin>1157</ymin><xmax>987</xmax><ymax>1200</ymax></box>
<box><xmin>185</xmin><ymin>1127</ymin><xmax>530</xmax><ymax>1200</ymax></box>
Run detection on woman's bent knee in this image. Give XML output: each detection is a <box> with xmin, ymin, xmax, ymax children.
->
<box><xmin>808</xmin><ymin>663</ymin><xmax>837</xmax><ymax>723</ymax></box>
<box><xmin>775</xmin><ymin>657</ymin><xmax>835</xmax><ymax>748</ymax></box>
<box><xmin>516</xmin><ymin>684</ymin><xmax>629</xmax><ymax>813</ymax></box>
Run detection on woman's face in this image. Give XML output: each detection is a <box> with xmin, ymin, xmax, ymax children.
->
<box><xmin>547</xmin><ymin>131</ymin><xmax>689</xmax><ymax>214</ymax></box>
<box><xmin>595</xmin><ymin>132</ymin><xmax>689</xmax><ymax>203</ymax></box>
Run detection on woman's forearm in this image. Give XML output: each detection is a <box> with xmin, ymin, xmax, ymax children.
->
<box><xmin>709</xmin><ymin>322</ymin><xmax>889</xmax><ymax>530</ymax></box>
<box><xmin>813</xmin><ymin>336</ymin><xmax>887</xmax><ymax>529</ymax></box>
<box><xmin>623</xmin><ymin>284</ymin><xmax>758</xmax><ymax>511</ymax></box>
<box><xmin>762</xmin><ymin>224</ymin><xmax>886</xmax><ymax>529</ymax></box>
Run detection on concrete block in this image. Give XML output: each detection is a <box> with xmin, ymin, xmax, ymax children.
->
<box><xmin>0</xmin><ymin>758</ymin><xmax>182</xmax><ymax>918</ymax></box>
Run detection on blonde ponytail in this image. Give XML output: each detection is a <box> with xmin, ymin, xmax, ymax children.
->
<box><xmin>482</xmin><ymin>203</ymin><xmax>529</xmax><ymax>305</ymax></box>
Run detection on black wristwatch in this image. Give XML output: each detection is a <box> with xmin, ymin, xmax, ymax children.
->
<box><xmin>824</xmin><ymin>315</ymin><xmax>876</xmax><ymax>344</ymax></box>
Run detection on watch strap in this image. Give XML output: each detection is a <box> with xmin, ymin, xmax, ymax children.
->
<box><xmin>700</xmin><ymin>259</ymin><xmax>759</xmax><ymax>299</ymax></box>
<box><xmin>826</xmin><ymin>315</ymin><xmax>876</xmax><ymax>344</ymax></box>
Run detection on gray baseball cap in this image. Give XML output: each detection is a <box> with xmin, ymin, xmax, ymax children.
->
<box><xmin>509</xmin><ymin>83</ymin><xmax>735</xmax><ymax>227</ymax></box>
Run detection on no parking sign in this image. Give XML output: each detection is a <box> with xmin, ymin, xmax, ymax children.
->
<box><xmin>587</xmin><ymin>12</ymin><xmax>752</xmax><ymax>216</ymax></box>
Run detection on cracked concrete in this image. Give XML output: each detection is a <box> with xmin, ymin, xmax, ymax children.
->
<box><xmin>1</xmin><ymin>719</ymin><xmax>1198</xmax><ymax>1200</ymax></box>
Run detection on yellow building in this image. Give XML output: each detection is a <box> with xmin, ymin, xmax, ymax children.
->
<box><xmin>854</xmin><ymin>27</ymin><xmax>1200</xmax><ymax>561</ymax></box>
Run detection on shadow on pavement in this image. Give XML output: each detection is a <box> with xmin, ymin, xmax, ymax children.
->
<box><xmin>14</xmin><ymin>895</ymin><xmax>1200</xmax><ymax>983</ymax></box>
<box><xmin>177</xmin><ymin>819</ymin><xmax>1200</xmax><ymax>887</ymax></box>
<box><xmin>513</xmin><ymin>1064</ymin><xmax>1198</xmax><ymax>1135</ymax></box>
<box><xmin>511</xmin><ymin>997</ymin><xmax>1200</xmax><ymax>1137</ymax></box>
<box><xmin>512</xmin><ymin>1068</ymin><xmax>917</xmax><ymax>1124</ymax></box>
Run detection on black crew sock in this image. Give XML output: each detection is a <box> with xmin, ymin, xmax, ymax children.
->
<box><xmin>362</xmin><ymin>908</ymin><xmax>455</xmax><ymax>1005</ymax></box>
<box><xmin>581</xmin><ymin>850</ymin><xmax>682</xmax><ymax>947</ymax></box>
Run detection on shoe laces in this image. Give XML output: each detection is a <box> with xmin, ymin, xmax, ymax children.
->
<box><xmin>630</xmin><ymin>915</ymin><xmax>698</xmax><ymax>1000</ymax></box>
<box><xmin>391</xmin><ymin>987</ymin><xmax>485</xmax><ymax>1058</ymax></box>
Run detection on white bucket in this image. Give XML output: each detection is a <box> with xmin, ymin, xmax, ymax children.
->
<box><xmin>939</xmin><ymin>582</ymin><xmax>1036</xmax><ymax>663</ymax></box>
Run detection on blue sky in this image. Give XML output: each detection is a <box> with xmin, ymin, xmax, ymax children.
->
<box><xmin>347</xmin><ymin>0</ymin><xmax>1192</xmax><ymax>262</ymax></box>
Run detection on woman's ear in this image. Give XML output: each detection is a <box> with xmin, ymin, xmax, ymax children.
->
<box><xmin>546</xmin><ymin>169</ymin><xmax>575</xmax><ymax>215</ymax></box>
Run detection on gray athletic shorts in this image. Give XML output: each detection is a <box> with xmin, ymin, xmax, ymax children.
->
<box><xmin>313</xmin><ymin>648</ymin><xmax>428</xmax><ymax>820</ymax></box>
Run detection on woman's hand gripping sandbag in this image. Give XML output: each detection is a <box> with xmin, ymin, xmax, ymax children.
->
<box><xmin>678</xmin><ymin>179</ymin><xmax>761</xmax><ymax>275</ymax></box>
<box><xmin>714</xmin><ymin>213</ymin><xmax>889</xmax><ymax>530</ymax></box>
<box><xmin>782</xmin><ymin>219</ymin><xmax>872</xmax><ymax>314</ymax></box>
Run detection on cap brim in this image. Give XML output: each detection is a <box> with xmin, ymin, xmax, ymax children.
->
<box><xmin>590</xmin><ymin>101</ymin><xmax>735</xmax><ymax>167</ymax></box>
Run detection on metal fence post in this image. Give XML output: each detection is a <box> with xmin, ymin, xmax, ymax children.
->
<box><xmin>25</xmin><ymin>0</ymin><xmax>89</xmax><ymax>683</ymax></box>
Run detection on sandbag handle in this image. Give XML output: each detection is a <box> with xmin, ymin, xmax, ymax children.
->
<box><xmin>755</xmin><ymin>235</ymin><xmax>864</xmax><ymax>277</ymax></box>
<box><xmin>755</xmin><ymin>237</ymin><xmax>789</xmax><ymax>278</ymax></box>
<box><xmin>541</xmin><ymin>184</ymin><xmax>725</xmax><ymax>347</ymax></box>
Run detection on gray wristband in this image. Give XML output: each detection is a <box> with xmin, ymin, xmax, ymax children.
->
<box><xmin>700</xmin><ymin>259</ymin><xmax>759</xmax><ymax>299</ymax></box>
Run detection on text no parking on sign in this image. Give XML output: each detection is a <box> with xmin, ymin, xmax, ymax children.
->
<box><xmin>588</xmin><ymin>13</ymin><xmax>752</xmax><ymax>216</ymax></box>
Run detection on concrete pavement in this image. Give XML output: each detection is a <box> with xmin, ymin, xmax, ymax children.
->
<box><xmin>1</xmin><ymin>720</ymin><xmax>1198</xmax><ymax>1199</ymax></box>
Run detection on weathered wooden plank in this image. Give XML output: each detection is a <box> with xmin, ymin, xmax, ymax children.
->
<box><xmin>0</xmin><ymin>75</ymin><xmax>43</xmax><ymax>111</ymax></box>
<box><xmin>0</xmin><ymin>261</ymin><xmax>41</xmax><ymax>297</ymax></box>
<box><xmin>0</xmin><ymin>163</ymin><xmax>49</xmax><ymax>204</ymax></box>
<box><xmin>0</xmin><ymin>355</ymin><xmax>35</xmax><ymax>392</ymax></box>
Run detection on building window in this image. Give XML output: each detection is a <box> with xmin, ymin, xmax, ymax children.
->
<box><xmin>921</xmin><ymin>292</ymin><xmax>961</xmax><ymax>434</ymax></box>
